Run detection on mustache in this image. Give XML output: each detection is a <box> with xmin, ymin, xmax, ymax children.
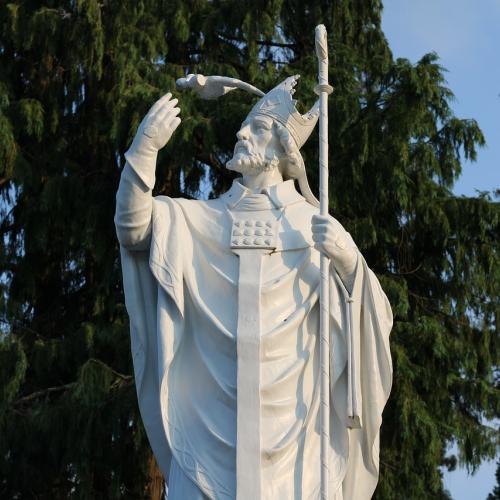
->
<box><xmin>234</xmin><ymin>140</ymin><xmax>253</xmax><ymax>154</ymax></box>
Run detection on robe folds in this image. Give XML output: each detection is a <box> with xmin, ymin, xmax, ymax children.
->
<box><xmin>117</xmin><ymin>178</ymin><xmax>393</xmax><ymax>500</ymax></box>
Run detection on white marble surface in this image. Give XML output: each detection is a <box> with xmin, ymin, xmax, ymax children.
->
<box><xmin>115</xmin><ymin>79</ymin><xmax>393</xmax><ymax>499</ymax></box>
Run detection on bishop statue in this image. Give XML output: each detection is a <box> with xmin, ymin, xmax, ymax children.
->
<box><xmin>115</xmin><ymin>63</ymin><xmax>393</xmax><ymax>499</ymax></box>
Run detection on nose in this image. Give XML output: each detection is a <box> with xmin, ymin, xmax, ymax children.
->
<box><xmin>236</xmin><ymin>124</ymin><xmax>250</xmax><ymax>141</ymax></box>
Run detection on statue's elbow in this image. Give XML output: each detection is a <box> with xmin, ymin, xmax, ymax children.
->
<box><xmin>114</xmin><ymin>217</ymin><xmax>152</xmax><ymax>251</ymax></box>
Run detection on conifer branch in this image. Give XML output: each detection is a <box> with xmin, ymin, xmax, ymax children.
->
<box><xmin>216</xmin><ymin>33</ymin><xmax>296</xmax><ymax>49</ymax></box>
<box><xmin>393</xmin><ymin>263</ymin><xmax>423</xmax><ymax>275</ymax></box>
<box><xmin>86</xmin><ymin>358</ymin><xmax>133</xmax><ymax>382</ymax></box>
<box><xmin>13</xmin><ymin>382</ymin><xmax>76</xmax><ymax>406</ymax></box>
<box><xmin>0</xmin><ymin>3</ymin><xmax>496</xmax><ymax>496</ymax></box>
<box><xmin>0</xmin><ymin>317</ymin><xmax>44</xmax><ymax>339</ymax></box>
<box><xmin>12</xmin><ymin>360</ymin><xmax>132</xmax><ymax>408</ymax></box>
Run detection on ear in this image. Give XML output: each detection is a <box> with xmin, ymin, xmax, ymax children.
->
<box><xmin>279</xmin><ymin>152</ymin><xmax>303</xmax><ymax>179</ymax></box>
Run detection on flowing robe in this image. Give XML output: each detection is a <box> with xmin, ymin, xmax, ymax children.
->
<box><xmin>115</xmin><ymin>165</ymin><xmax>393</xmax><ymax>499</ymax></box>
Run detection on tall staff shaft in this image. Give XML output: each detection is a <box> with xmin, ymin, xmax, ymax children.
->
<box><xmin>315</xmin><ymin>24</ymin><xmax>333</xmax><ymax>500</ymax></box>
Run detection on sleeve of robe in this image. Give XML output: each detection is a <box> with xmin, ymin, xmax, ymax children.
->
<box><xmin>115</xmin><ymin>162</ymin><xmax>186</xmax><ymax>483</ymax></box>
<box><xmin>329</xmin><ymin>241</ymin><xmax>393</xmax><ymax>499</ymax></box>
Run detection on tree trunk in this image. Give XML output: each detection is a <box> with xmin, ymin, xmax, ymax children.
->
<box><xmin>145</xmin><ymin>453</ymin><xmax>165</xmax><ymax>500</ymax></box>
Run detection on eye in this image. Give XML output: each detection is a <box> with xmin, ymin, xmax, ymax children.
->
<box><xmin>255</xmin><ymin>122</ymin><xmax>270</xmax><ymax>133</ymax></box>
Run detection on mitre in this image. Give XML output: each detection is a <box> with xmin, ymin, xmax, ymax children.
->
<box><xmin>176</xmin><ymin>74</ymin><xmax>320</xmax><ymax>207</ymax></box>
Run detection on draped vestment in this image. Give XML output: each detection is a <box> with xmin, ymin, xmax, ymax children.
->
<box><xmin>116</xmin><ymin>173</ymin><xmax>393</xmax><ymax>499</ymax></box>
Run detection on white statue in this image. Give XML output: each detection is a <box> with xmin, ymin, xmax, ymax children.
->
<box><xmin>115</xmin><ymin>32</ymin><xmax>393</xmax><ymax>500</ymax></box>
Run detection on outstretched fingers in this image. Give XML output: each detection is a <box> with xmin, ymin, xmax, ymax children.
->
<box><xmin>148</xmin><ymin>92</ymin><xmax>173</xmax><ymax>116</ymax></box>
<box><xmin>170</xmin><ymin>116</ymin><xmax>181</xmax><ymax>134</ymax></box>
<box><xmin>157</xmin><ymin>101</ymin><xmax>180</xmax><ymax>124</ymax></box>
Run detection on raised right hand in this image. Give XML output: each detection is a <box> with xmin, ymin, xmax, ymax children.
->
<box><xmin>129</xmin><ymin>93</ymin><xmax>181</xmax><ymax>155</ymax></box>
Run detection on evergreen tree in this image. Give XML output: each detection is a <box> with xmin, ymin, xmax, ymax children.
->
<box><xmin>0</xmin><ymin>1</ymin><xmax>497</xmax><ymax>498</ymax></box>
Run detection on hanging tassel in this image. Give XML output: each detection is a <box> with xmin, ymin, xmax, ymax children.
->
<box><xmin>346</xmin><ymin>296</ymin><xmax>362</xmax><ymax>429</ymax></box>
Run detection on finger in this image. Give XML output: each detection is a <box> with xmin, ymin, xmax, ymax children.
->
<box><xmin>158</xmin><ymin>97</ymin><xmax>179</xmax><ymax>113</ymax></box>
<box><xmin>312</xmin><ymin>214</ymin><xmax>329</xmax><ymax>224</ymax></box>
<box><xmin>148</xmin><ymin>92</ymin><xmax>173</xmax><ymax>116</ymax></box>
<box><xmin>150</xmin><ymin>104</ymin><xmax>178</xmax><ymax>128</ymax></box>
<box><xmin>156</xmin><ymin>102</ymin><xmax>180</xmax><ymax>122</ymax></box>
<box><xmin>311</xmin><ymin>224</ymin><xmax>328</xmax><ymax>233</ymax></box>
<box><xmin>170</xmin><ymin>116</ymin><xmax>181</xmax><ymax>132</ymax></box>
<box><xmin>156</xmin><ymin>109</ymin><xmax>181</xmax><ymax>131</ymax></box>
<box><xmin>164</xmin><ymin>106</ymin><xmax>181</xmax><ymax>120</ymax></box>
<box><xmin>149</xmin><ymin>92</ymin><xmax>173</xmax><ymax>115</ymax></box>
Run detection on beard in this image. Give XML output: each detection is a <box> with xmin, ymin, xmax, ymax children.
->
<box><xmin>226</xmin><ymin>141</ymin><xmax>280</xmax><ymax>174</ymax></box>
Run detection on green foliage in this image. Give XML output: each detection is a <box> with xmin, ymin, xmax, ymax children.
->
<box><xmin>0</xmin><ymin>0</ymin><xmax>498</xmax><ymax>498</ymax></box>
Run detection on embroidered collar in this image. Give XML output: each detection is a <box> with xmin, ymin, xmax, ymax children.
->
<box><xmin>221</xmin><ymin>179</ymin><xmax>304</xmax><ymax>209</ymax></box>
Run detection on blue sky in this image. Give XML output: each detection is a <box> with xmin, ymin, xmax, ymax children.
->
<box><xmin>382</xmin><ymin>1</ymin><xmax>499</xmax><ymax>498</ymax></box>
<box><xmin>382</xmin><ymin>0</ymin><xmax>499</xmax><ymax>198</ymax></box>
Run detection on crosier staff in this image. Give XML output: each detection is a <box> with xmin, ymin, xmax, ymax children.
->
<box><xmin>314</xmin><ymin>24</ymin><xmax>334</xmax><ymax>500</ymax></box>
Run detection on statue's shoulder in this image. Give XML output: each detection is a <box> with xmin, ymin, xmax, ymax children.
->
<box><xmin>283</xmin><ymin>198</ymin><xmax>319</xmax><ymax>229</ymax></box>
<box><xmin>153</xmin><ymin>195</ymin><xmax>228</xmax><ymax>231</ymax></box>
<box><xmin>174</xmin><ymin>196</ymin><xmax>226</xmax><ymax>215</ymax></box>
<box><xmin>154</xmin><ymin>195</ymin><xmax>224</xmax><ymax>212</ymax></box>
<box><xmin>285</xmin><ymin>199</ymin><xmax>347</xmax><ymax>229</ymax></box>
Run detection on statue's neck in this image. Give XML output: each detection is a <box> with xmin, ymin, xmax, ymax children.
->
<box><xmin>240</xmin><ymin>169</ymin><xmax>284</xmax><ymax>191</ymax></box>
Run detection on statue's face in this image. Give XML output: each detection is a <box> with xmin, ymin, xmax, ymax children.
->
<box><xmin>226</xmin><ymin>115</ymin><xmax>284</xmax><ymax>174</ymax></box>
